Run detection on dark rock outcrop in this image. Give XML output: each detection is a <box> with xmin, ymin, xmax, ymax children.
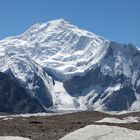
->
<box><xmin>0</xmin><ymin>72</ymin><xmax>46</xmax><ymax>113</ymax></box>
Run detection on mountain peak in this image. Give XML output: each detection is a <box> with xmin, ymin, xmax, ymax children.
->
<box><xmin>23</xmin><ymin>19</ymin><xmax>72</xmax><ymax>35</ymax></box>
<box><xmin>21</xmin><ymin>19</ymin><xmax>99</xmax><ymax>42</ymax></box>
<box><xmin>0</xmin><ymin>19</ymin><xmax>109</xmax><ymax>81</ymax></box>
<box><xmin>47</xmin><ymin>18</ymin><xmax>69</xmax><ymax>25</ymax></box>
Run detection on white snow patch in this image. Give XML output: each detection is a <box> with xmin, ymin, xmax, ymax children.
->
<box><xmin>104</xmin><ymin>84</ymin><xmax>121</xmax><ymax>97</ymax></box>
<box><xmin>130</xmin><ymin>94</ymin><xmax>140</xmax><ymax>111</ymax></box>
<box><xmin>0</xmin><ymin>136</ymin><xmax>31</xmax><ymax>140</ymax></box>
<box><xmin>52</xmin><ymin>81</ymin><xmax>77</xmax><ymax>110</ymax></box>
<box><xmin>96</xmin><ymin>117</ymin><xmax>126</xmax><ymax>123</ymax></box>
<box><xmin>96</xmin><ymin>116</ymin><xmax>140</xmax><ymax>124</ymax></box>
<box><xmin>0</xmin><ymin>111</ymin><xmax>79</xmax><ymax>119</ymax></box>
<box><xmin>123</xmin><ymin>116</ymin><xmax>140</xmax><ymax>123</ymax></box>
<box><xmin>60</xmin><ymin>124</ymin><xmax>140</xmax><ymax>140</ymax></box>
<box><xmin>1</xmin><ymin>117</ymin><xmax>13</xmax><ymax>121</ymax></box>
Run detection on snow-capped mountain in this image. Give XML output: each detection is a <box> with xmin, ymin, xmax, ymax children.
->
<box><xmin>0</xmin><ymin>19</ymin><xmax>140</xmax><ymax>113</ymax></box>
<box><xmin>0</xmin><ymin>19</ymin><xmax>109</xmax><ymax>81</ymax></box>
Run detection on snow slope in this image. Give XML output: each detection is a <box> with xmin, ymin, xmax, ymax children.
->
<box><xmin>60</xmin><ymin>124</ymin><xmax>140</xmax><ymax>140</ymax></box>
<box><xmin>52</xmin><ymin>81</ymin><xmax>77</xmax><ymax>110</ymax></box>
<box><xmin>0</xmin><ymin>136</ymin><xmax>31</xmax><ymax>140</ymax></box>
<box><xmin>1</xmin><ymin>54</ymin><xmax>53</xmax><ymax>110</ymax></box>
<box><xmin>0</xmin><ymin>19</ymin><xmax>110</xmax><ymax>81</ymax></box>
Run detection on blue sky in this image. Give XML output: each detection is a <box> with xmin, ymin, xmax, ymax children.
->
<box><xmin>0</xmin><ymin>0</ymin><xmax>140</xmax><ymax>46</ymax></box>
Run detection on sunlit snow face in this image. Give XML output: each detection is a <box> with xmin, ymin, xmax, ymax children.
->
<box><xmin>0</xmin><ymin>19</ymin><xmax>110</xmax><ymax>81</ymax></box>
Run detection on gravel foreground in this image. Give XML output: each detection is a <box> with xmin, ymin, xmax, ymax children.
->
<box><xmin>0</xmin><ymin>111</ymin><xmax>140</xmax><ymax>140</ymax></box>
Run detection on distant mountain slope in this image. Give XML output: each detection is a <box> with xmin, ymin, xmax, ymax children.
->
<box><xmin>0</xmin><ymin>19</ymin><xmax>140</xmax><ymax>113</ymax></box>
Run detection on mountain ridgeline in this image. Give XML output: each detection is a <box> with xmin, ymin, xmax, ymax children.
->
<box><xmin>0</xmin><ymin>19</ymin><xmax>140</xmax><ymax>113</ymax></box>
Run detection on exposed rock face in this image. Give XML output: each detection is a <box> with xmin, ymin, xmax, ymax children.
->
<box><xmin>63</xmin><ymin>41</ymin><xmax>140</xmax><ymax>111</ymax></box>
<box><xmin>0</xmin><ymin>72</ymin><xmax>45</xmax><ymax>113</ymax></box>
